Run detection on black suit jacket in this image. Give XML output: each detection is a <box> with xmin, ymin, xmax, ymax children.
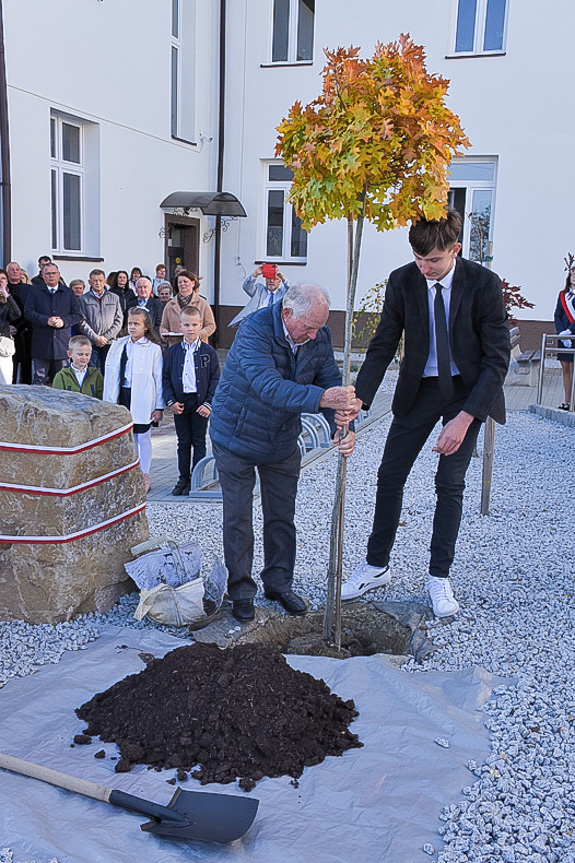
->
<box><xmin>125</xmin><ymin>294</ymin><xmax>164</xmax><ymax>332</ymax></box>
<box><xmin>24</xmin><ymin>284</ymin><xmax>82</xmax><ymax>360</ymax></box>
<box><xmin>355</xmin><ymin>257</ymin><xmax>510</xmax><ymax>424</ymax></box>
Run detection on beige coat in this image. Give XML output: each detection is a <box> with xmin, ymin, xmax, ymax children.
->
<box><xmin>160</xmin><ymin>294</ymin><xmax>216</xmax><ymax>344</ymax></box>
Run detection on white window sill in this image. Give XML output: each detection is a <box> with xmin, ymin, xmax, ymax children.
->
<box><xmin>445</xmin><ymin>50</ymin><xmax>506</xmax><ymax>59</ymax></box>
<box><xmin>255</xmin><ymin>259</ymin><xmax>307</xmax><ymax>266</ymax></box>
<box><xmin>260</xmin><ymin>61</ymin><xmax>314</xmax><ymax>68</ymax></box>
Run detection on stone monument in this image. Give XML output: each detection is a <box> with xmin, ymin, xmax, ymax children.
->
<box><xmin>0</xmin><ymin>386</ymin><xmax>149</xmax><ymax>624</ymax></box>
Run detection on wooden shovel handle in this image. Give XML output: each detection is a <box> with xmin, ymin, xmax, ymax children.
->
<box><xmin>0</xmin><ymin>752</ymin><xmax>112</xmax><ymax>803</ymax></box>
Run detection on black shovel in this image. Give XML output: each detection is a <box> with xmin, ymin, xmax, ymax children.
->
<box><xmin>0</xmin><ymin>752</ymin><xmax>259</xmax><ymax>844</ymax></box>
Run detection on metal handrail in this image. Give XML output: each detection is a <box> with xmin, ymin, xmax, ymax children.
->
<box><xmin>300</xmin><ymin>416</ymin><xmax>321</xmax><ymax>450</ymax></box>
<box><xmin>537</xmin><ymin>333</ymin><xmax>575</xmax><ymax>409</ymax></box>
<box><xmin>182</xmin><ymin>408</ymin><xmax>375</xmax><ymax>500</ymax></box>
<box><xmin>301</xmin><ymin>412</ymin><xmax>332</xmax><ymax>447</ymax></box>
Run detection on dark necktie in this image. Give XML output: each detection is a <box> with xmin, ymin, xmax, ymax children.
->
<box><xmin>267</xmin><ymin>291</ymin><xmax>274</xmax><ymax>307</ymax></box>
<box><xmin>434</xmin><ymin>283</ymin><xmax>454</xmax><ymax>400</ymax></box>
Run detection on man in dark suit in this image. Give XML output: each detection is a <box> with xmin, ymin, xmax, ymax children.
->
<box><xmin>340</xmin><ymin>209</ymin><xmax>510</xmax><ymax>617</ymax></box>
<box><xmin>24</xmin><ymin>263</ymin><xmax>82</xmax><ymax>385</ymax></box>
<box><xmin>125</xmin><ymin>277</ymin><xmax>164</xmax><ymax>331</ymax></box>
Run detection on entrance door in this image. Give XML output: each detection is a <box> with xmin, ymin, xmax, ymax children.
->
<box><xmin>164</xmin><ymin>215</ymin><xmax>200</xmax><ymax>281</ymax></box>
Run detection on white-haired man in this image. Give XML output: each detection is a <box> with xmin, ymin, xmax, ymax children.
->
<box><xmin>210</xmin><ymin>283</ymin><xmax>357</xmax><ymax>622</ymax></box>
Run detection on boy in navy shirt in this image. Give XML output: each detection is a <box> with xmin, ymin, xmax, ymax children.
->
<box><xmin>162</xmin><ymin>306</ymin><xmax>220</xmax><ymax>495</ymax></box>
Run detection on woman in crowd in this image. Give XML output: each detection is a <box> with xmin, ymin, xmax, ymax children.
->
<box><xmin>554</xmin><ymin>266</ymin><xmax>575</xmax><ymax>410</ymax></box>
<box><xmin>68</xmin><ymin>280</ymin><xmax>86</xmax><ymax>335</ymax></box>
<box><xmin>157</xmin><ymin>281</ymin><xmax>173</xmax><ymax>305</ymax></box>
<box><xmin>160</xmin><ymin>270</ymin><xmax>216</xmax><ymax>345</ymax></box>
<box><xmin>152</xmin><ymin>264</ymin><xmax>168</xmax><ymax>295</ymax></box>
<box><xmin>0</xmin><ymin>268</ymin><xmax>22</xmax><ymax>385</ymax></box>
<box><xmin>103</xmin><ymin>307</ymin><xmax>164</xmax><ymax>493</ymax></box>
<box><xmin>109</xmin><ymin>270</ymin><xmax>132</xmax><ymax>314</ymax></box>
<box><xmin>129</xmin><ymin>266</ymin><xmax>143</xmax><ymax>293</ymax></box>
<box><xmin>69</xmin><ymin>279</ymin><xmax>86</xmax><ymax>297</ymax></box>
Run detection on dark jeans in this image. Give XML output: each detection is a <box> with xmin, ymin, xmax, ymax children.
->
<box><xmin>32</xmin><ymin>357</ymin><xmax>67</xmax><ymax>385</ymax></box>
<box><xmin>366</xmin><ymin>376</ymin><xmax>481</xmax><ymax>578</ymax></box>
<box><xmin>173</xmin><ymin>394</ymin><xmax>208</xmax><ymax>480</ymax></box>
<box><xmin>212</xmin><ymin>441</ymin><xmax>301</xmax><ymax>600</ymax></box>
<box><xmin>89</xmin><ymin>343</ymin><xmax>111</xmax><ymax>373</ymax></box>
<box><xmin>12</xmin><ymin>330</ymin><xmax>32</xmax><ymax>384</ymax></box>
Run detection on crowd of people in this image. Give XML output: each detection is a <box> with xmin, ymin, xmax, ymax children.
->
<box><xmin>0</xmin><ymin>256</ymin><xmax>220</xmax><ymax>495</ymax></box>
<box><xmin>0</xmin><ymin>211</ymin><xmax>515</xmax><ymax>624</ymax></box>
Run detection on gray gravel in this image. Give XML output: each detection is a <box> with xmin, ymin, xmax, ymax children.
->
<box><xmin>1</xmin><ymin>407</ymin><xmax>574</xmax><ymax>862</ymax></box>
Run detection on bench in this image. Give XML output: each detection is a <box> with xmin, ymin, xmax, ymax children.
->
<box><xmin>506</xmin><ymin>328</ymin><xmax>542</xmax><ymax>387</ymax></box>
<box><xmin>516</xmin><ymin>349</ymin><xmax>541</xmax><ymax>365</ymax></box>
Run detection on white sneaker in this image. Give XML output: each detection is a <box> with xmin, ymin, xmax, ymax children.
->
<box><xmin>341</xmin><ymin>559</ymin><xmax>391</xmax><ymax>600</ymax></box>
<box><xmin>426</xmin><ymin>575</ymin><xmax>460</xmax><ymax>617</ymax></box>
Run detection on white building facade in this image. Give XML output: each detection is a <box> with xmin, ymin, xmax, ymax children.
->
<box><xmin>1</xmin><ymin>0</ymin><xmax>227</xmax><ymax>294</ymax></box>
<box><xmin>1</xmin><ymin>0</ymin><xmax>572</xmax><ymax>348</ymax></box>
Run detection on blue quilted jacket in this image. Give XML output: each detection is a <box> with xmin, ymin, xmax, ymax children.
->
<box><xmin>210</xmin><ymin>303</ymin><xmax>342</xmax><ymax>462</ymax></box>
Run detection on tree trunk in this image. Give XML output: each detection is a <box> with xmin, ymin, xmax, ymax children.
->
<box><xmin>323</xmin><ymin>190</ymin><xmax>366</xmax><ymax>647</ymax></box>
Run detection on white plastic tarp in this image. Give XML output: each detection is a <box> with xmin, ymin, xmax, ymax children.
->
<box><xmin>0</xmin><ymin>627</ymin><xmax>506</xmax><ymax>863</ymax></box>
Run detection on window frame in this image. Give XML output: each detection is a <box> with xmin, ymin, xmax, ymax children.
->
<box><xmin>171</xmin><ymin>0</ymin><xmax>181</xmax><ymax>138</ymax></box>
<box><xmin>50</xmin><ymin>114</ymin><xmax>84</xmax><ymax>254</ymax></box>
<box><xmin>269</xmin><ymin>0</ymin><xmax>315</xmax><ymax>65</ymax></box>
<box><xmin>449</xmin><ymin>0</ymin><xmax>508</xmax><ymax>57</ymax></box>
<box><xmin>261</xmin><ymin>161</ymin><xmax>308</xmax><ymax>264</ymax></box>
<box><xmin>447</xmin><ymin>157</ymin><xmax>498</xmax><ymax>264</ymax></box>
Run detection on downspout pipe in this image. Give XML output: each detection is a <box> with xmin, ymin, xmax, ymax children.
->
<box><xmin>212</xmin><ymin>0</ymin><xmax>226</xmax><ymax>347</ymax></box>
<box><xmin>0</xmin><ymin>0</ymin><xmax>11</xmax><ymax>265</ymax></box>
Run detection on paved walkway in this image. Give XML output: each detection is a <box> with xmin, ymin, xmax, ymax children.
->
<box><xmin>147</xmin><ymin>367</ymin><xmax>568</xmax><ymax>504</ymax></box>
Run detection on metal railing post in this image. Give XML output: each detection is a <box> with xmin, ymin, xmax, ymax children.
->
<box><xmin>480</xmin><ymin>417</ymin><xmax>495</xmax><ymax>516</ymax></box>
<box><xmin>537</xmin><ymin>333</ymin><xmax>547</xmax><ymax>405</ymax></box>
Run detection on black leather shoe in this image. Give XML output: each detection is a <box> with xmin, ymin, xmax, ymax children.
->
<box><xmin>232</xmin><ymin>598</ymin><xmax>255</xmax><ymax>622</ymax></box>
<box><xmin>264</xmin><ymin>589</ymin><xmax>307</xmax><ymax>616</ymax></box>
<box><xmin>171</xmin><ymin>478</ymin><xmax>190</xmax><ymax>496</ymax></box>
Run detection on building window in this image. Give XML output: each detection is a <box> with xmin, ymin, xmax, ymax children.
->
<box><xmin>50</xmin><ymin>116</ymin><xmax>84</xmax><ymax>253</ymax></box>
<box><xmin>453</xmin><ymin>0</ymin><xmax>507</xmax><ymax>54</ymax></box>
<box><xmin>171</xmin><ymin>0</ymin><xmax>180</xmax><ymax>137</ymax></box>
<box><xmin>263</xmin><ymin>163</ymin><xmax>307</xmax><ymax>261</ymax></box>
<box><xmin>448</xmin><ymin>159</ymin><xmax>497</xmax><ymax>264</ymax></box>
<box><xmin>271</xmin><ymin>0</ymin><xmax>314</xmax><ymax>63</ymax></box>
<box><xmin>171</xmin><ymin>0</ymin><xmax>196</xmax><ymax>142</ymax></box>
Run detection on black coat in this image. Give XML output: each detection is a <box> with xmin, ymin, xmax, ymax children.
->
<box><xmin>355</xmin><ymin>257</ymin><xmax>510</xmax><ymax>424</ymax></box>
<box><xmin>24</xmin><ymin>284</ymin><xmax>83</xmax><ymax>359</ymax></box>
<box><xmin>8</xmin><ymin>282</ymin><xmax>32</xmax><ymax>335</ymax></box>
<box><xmin>109</xmin><ymin>285</ymin><xmax>133</xmax><ymax>314</ymax></box>
<box><xmin>0</xmin><ymin>294</ymin><xmax>21</xmax><ymax>337</ymax></box>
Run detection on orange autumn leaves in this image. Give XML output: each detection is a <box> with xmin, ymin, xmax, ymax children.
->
<box><xmin>276</xmin><ymin>36</ymin><xmax>470</xmax><ymax>232</ymax></box>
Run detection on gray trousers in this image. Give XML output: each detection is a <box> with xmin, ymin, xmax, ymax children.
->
<box><xmin>212</xmin><ymin>442</ymin><xmax>301</xmax><ymax>600</ymax></box>
<box><xmin>32</xmin><ymin>357</ymin><xmax>67</xmax><ymax>385</ymax></box>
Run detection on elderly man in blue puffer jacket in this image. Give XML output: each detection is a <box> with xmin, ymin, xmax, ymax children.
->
<box><xmin>210</xmin><ymin>282</ymin><xmax>357</xmax><ymax>623</ymax></box>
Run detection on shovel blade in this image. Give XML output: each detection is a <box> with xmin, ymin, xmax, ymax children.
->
<box><xmin>141</xmin><ymin>788</ymin><xmax>259</xmax><ymax>843</ymax></box>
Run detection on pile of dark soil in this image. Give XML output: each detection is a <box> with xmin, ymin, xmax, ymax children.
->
<box><xmin>76</xmin><ymin>642</ymin><xmax>363</xmax><ymax>790</ymax></box>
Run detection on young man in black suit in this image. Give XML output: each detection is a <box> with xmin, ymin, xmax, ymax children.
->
<box><xmin>340</xmin><ymin>209</ymin><xmax>510</xmax><ymax>617</ymax></box>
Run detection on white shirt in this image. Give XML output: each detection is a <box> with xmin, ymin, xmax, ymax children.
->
<box><xmin>123</xmin><ymin>336</ymin><xmax>148</xmax><ymax>386</ymax></box>
<box><xmin>71</xmin><ymin>365</ymin><xmax>88</xmax><ymax>387</ymax></box>
<box><xmin>423</xmin><ymin>263</ymin><xmax>460</xmax><ymax>378</ymax></box>
<box><xmin>182</xmin><ymin>337</ymin><xmax>200</xmax><ymax>392</ymax></box>
<box><xmin>258</xmin><ymin>284</ymin><xmax>285</xmax><ymax>311</ymax></box>
<box><xmin>282</xmin><ymin>320</ymin><xmax>302</xmax><ymax>354</ymax></box>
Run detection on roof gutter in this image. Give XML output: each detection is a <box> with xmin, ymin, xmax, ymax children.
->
<box><xmin>212</xmin><ymin>0</ymin><xmax>226</xmax><ymax>346</ymax></box>
<box><xmin>0</xmin><ymin>0</ymin><xmax>11</xmax><ymax>265</ymax></box>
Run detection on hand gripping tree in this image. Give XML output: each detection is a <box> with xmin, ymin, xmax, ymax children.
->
<box><xmin>276</xmin><ymin>36</ymin><xmax>469</xmax><ymax>647</ymax></box>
